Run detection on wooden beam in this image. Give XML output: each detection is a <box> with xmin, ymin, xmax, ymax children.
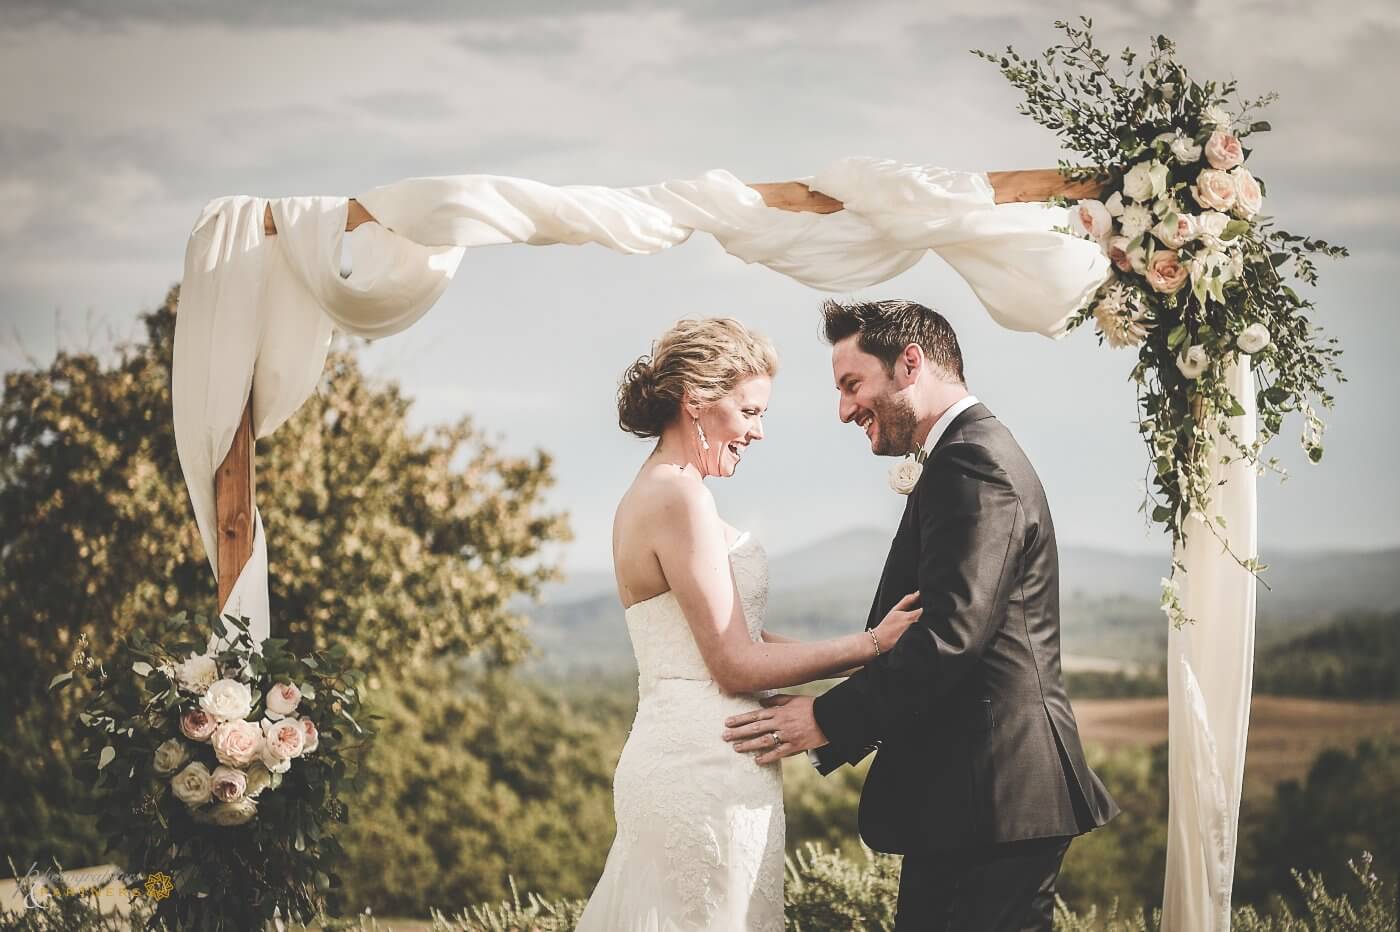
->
<box><xmin>259</xmin><ymin>169</ymin><xmax>1106</xmax><ymax>235</ymax></box>
<box><xmin>215</xmin><ymin>395</ymin><xmax>256</xmax><ymax>622</ymax></box>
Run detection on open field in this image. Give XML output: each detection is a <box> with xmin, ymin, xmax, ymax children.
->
<box><xmin>1075</xmin><ymin>695</ymin><xmax>1400</xmax><ymax>793</ymax></box>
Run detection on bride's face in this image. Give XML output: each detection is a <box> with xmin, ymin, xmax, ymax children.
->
<box><xmin>694</xmin><ymin>375</ymin><xmax>771</xmax><ymax>478</ymax></box>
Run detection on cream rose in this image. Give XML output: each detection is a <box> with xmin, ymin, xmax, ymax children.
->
<box><xmin>1192</xmin><ymin>169</ymin><xmax>1237</xmax><ymax>212</ymax></box>
<box><xmin>1232</xmin><ymin>167</ymin><xmax>1263</xmax><ymax>219</ymax></box>
<box><xmin>1104</xmin><ymin>191</ymin><xmax>1125</xmax><ymax>217</ymax></box>
<box><xmin>265</xmin><ymin>682</ymin><xmax>302</xmax><ymax>720</ymax></box>
<box><xmin>1122</xmin><ymin>162</ymin><xmax>1154</xmax><ymax>201</ymax></box>
<box><xmin>171</xmin><ymin>761</ymin><xmax>213</xmax><ymax>806</ymax></box>
<box><xmin>243</xmin><ymin>762</ymin><xmax>274</xmax><ymax>798</ymax></box>
<box><xmin>207</xmin><ymin>797</ymin><xmax>258</xmax><ymax>827</ymax></box>
<box><xmin>175</xmin><ymin>653</ymin><xmax>218</xmax><ymax>694</ymax></box>
<box><xmin>1171</xmin><ymin>134</ymin><xmax>1203</xmax><ymax>164</ymax></box>
<box><xmin>298</xmin><ymin>717</ymin><xmax>319</xmax><ymax>755</ymax></box>
<box><xmin>1119</xmin><ymin>204</ymin><xmax>1153</xmax><ymax>239</ymax></box>
<box><xmin>1202</xmin><ymin>103</ymin><xmax>1232</xmax><ymax>127</ymax></box>
<box><xmin>1237</xmin><ymin>323</ymin><xmax>1271</xmax><ymax>354</ymax></box>
<box><xmin>1204</xmin><ymin>130</ymin><xmax>1244</xmax><ymax>170</ymax></box>
<box><xmin>211</xmin><ymin>719</ymin><xmax>263</xmax><ymax>767</ymax></box>
<box><xmin>1146</xmin><ymin>250</ymin><xmax>1189</xmax><ymax>294</ymax></box>
<box><xmin>210</xmin><ymin>764</ymin><xmax>248</xmax><ymax>802</ymax></box>
<box><xmin>1194</xmin><ymin>210</ymin><xmax>1230</xmax><ymax>242</ymax></box>
<box><xmin>199</xmin><ymin>678</ymin><xmax>253</xmax><ymax>721</ymax></box>
<box><xmin>888</xmin><ymin>459</ymin><xmax>923</xmax><ymax>495</ymax></box>
<box><xmin>1177</xmin><ymin>345</ymin><xmax>1210</xmax><ymax>380</ymax></box>
<box><xmin>152</xmin><ymin>738</ymin><xmax>191</xmax><ymax>775</ymax></box>
<box><xmin>180</xmin><ymin>708</ymin><xmax>217</xmax><ymax>742</ymax></box>
<box><xmin>1069</xmin><ymin>198</ymin><xmax>1113</xmax><ymax>240</ymax></box>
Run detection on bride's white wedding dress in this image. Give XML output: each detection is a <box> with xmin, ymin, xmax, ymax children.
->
<box><xmin>576</xmin><ymin>531</ymin><xmax>785</xmax><ymax>932</ymax></box>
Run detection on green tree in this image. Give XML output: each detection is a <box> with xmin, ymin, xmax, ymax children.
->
<box><xmin>0</xmin><ymin>287</ymin><xmax>569</xmax><ymax>868</ymax></box>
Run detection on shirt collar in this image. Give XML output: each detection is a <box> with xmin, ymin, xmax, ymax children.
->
<box><xmin>919</xmin><ymin>395</ymin><xmax>979</xmax><ymax>458</ymax></box>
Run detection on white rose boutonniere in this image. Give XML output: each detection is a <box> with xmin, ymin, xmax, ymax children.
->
<box><xmin>889</xmin><ymin>449</ymin><xmax>928</xmax><ymax>496</ymax></box>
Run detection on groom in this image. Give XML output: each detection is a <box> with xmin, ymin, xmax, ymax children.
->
<box><xmin>723</xmin><ymin>299</ymin><xmax>1119</xmax><ymax>931</ymax></box>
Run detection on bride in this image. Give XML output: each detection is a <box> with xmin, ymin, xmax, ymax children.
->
<box><xmin>575</xmin><ymin>318</ymin><xmax>921</xmax><ymax>931</ymax></box>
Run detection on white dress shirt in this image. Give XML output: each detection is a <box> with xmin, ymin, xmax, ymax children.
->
<box><xmin>808</xmin><ymin>395</ymin><xmax>979</xmax><ymax>768</ymax></box>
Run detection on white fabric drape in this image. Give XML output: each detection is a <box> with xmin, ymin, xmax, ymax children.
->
<box><xmin>1163</xmin><ymin>358</ymin><xmax>1258</xmax><ymax>931</ymax></box>
<box><xmin>173</xmin><ymin>156</ymin><xmax>1111</xmax><ymax>642</ymax></box>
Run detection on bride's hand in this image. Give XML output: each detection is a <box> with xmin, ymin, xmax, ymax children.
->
<box><xmin>871</xmin><ymin>591</ymin><xmax>922</xmax><ymax>656</ymax></box>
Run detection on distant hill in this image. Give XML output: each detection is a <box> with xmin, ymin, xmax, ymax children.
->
<box><xmin>520</xmin><ymin>529</ymin><xmax>1400</xmax><ymax>675</ymax></box>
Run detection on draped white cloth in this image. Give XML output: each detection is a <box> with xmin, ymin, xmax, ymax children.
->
<box><xmin>1164</xmin><ymin>358</ymin><xmax>1258</xmax><ymax>931</ymax></box>
<box><xmin>170</xmin><ymin>155</ymin><xmax>1254</xmax><ymax>921</ymax></box>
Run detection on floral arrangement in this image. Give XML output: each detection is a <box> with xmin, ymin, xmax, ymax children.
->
<box><xmin>976</xmin><ymin>19</ymin><xmax>1346</xmax><ymax>625</ymax></box>
<box><xmin>51</xmin><ymin>611</ymin><xmax>374</xmax><ymax>931</ymax></box>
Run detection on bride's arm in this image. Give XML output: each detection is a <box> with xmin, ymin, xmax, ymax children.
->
<box><xmin>655</xmin><ymin>479</ymin><xmax>917</xmax><ymax>694</ymax></box>
<box><xmin>761</xmin><ymin>632</ymin><xmax>862</xmax><ymax>678</ymax></box>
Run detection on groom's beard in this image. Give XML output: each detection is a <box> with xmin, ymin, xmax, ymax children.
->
<box><xmin>869</xmin><ymin>391</ymin><xmax>919</xmax><ymax>457</ymax></box>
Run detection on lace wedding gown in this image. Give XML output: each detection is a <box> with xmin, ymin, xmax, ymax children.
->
<box><xmin>576</xmin><ymin>532</ymin><xmax>785</xmax><ymax>932</ymax></box>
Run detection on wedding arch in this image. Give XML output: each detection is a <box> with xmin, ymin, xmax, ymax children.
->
<box><xmin>169</xmin><ymin>25</ymin><xmax>1344</xmax><ymax>931</ymax></box>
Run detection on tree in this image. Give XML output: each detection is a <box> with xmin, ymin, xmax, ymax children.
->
<box><xmin>0</xmin><ymin>286</ymin><xmax>569</xmax><ymax>867</ymax></box>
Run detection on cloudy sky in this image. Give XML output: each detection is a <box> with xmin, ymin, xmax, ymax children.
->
<box><xmin>2</xmin><ymin>0</ymin><xmax>1396</xmax><ymax>577</ymax></box>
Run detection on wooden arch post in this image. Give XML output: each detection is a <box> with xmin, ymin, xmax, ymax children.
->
<box><xmin>215</xmin><ymin>168</ymin><xmax>1104</xmax><ymax>624</ymax></box>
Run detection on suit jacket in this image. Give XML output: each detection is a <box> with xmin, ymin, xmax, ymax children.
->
<box><xmin>811</xmin><ymin>402</ymin><xmax>1120</xmax><ymax>854</ymax></box>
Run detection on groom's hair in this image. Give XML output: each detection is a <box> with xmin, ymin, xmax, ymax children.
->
<box><xmin>820</xmin><ymin>299</ymin><xmax>966</xmax><ymax>384</ymax></box>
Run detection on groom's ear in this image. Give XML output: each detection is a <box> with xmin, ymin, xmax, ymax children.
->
<box><xmin>896</xmin><ymin>343</ymin><xmax>925</xmax><ymax>385</ymax></box>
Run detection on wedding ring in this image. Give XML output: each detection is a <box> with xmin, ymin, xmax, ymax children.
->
<box><xmin>769</xmin><ymin>731</ymin><xmax>781</xmax><ymax>747</ymax></box>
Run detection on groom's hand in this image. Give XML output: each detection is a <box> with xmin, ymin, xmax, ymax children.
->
<box><xmin>723</xmin><ymin>694</ymin><xmax>828</xmax><ymax>766</ymax></box>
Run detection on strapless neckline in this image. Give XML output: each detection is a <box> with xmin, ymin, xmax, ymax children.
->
<box><xmin>623</xmin><ymin>531</ymin><xmax>755</xmax><ymax>614</ymax></box>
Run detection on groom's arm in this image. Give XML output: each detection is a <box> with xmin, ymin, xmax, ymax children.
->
<box><xmin>811</xmin><ymin>441</ymin><xmax>1023</xmax><ymax>756</ymax></box>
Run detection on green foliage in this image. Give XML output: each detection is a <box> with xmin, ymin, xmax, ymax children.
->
<box><xmin>0</xmin><ymin>287</ymin><xmax>568</xmax><ymax>869</ymax></box>
<box><xmin>333</xmin><ymin>663</ymin><xmax>618</xmax><ymax>916</ymax></box>
<box><xmin>1254</xmin><ymin>614</ymin><xmax>1400</xmax><ymax>699</ymax></box>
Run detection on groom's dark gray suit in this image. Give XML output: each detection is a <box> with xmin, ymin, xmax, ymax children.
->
<box><xmin>811</xmin><ymin>401</ymin><xmax>1119</xmax><ymax>930</ymax></box>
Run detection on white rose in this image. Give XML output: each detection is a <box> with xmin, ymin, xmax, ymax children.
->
<box><xmin>1104</xmin><ymin>191</ymin><xmax>1125</xmax><ymax>217</ymax></box>
<box><xmin>1069</xmin><ymin>198</ymin><xmax>1114</xmax><ymax>241</ymax></box>
<box><xmin>1232</xmin><ymin>167</ymin><xmax>1263</xmax><ymax>219</ymax></box>
<box><xmin>264</xmin><ymin>682</ymin><xmax>302</xmax><ymax>720</ymax></box>
<box><xmin>200</xmin><ymin>678</ymin><xmax>253</xmax><ymax>721</ymax></box>
<box><xmin>211</xmin><ymin>719</ymin><xmax>263</xmax><ymax>767</ymax></box>
<box><xmin>1119</xmin><ymin>204</ymin><xmax>1153</xmax><ymax>239</ymax></box>
<box><xmin>1176</xmin><ymin>345</ymin><xmax>1210</xmax><ymax>380</ymax></box>
<box><xmin>175</xmin><ymin>654</ymin><xmax>218</xmax><ymax>694</ymax></box>
<box><xmin>1237</xmin><ymin>323</ymin><xmax>1271</xmax><ymax>354</ymax></box>
<box><xmin>1192</xmin><ymin>169</ymin><xmax>1237</xmax><ymax>212</ymax></box>
<box><xmin>1122</xmin><ymin>162</ymin><xmax>1154</xmax><ymax>201</ymax></box>
<box><xmin>1194</xmin><ymin>210</ymin><xmax>1230</xmax><ymax>242</ymax></box>
<box><xmin>152</xmin><ymin>738</ymin><xmax>191</xmax><ymax>775</ymax></box>
<box><xmin>1170</xmin><ymin>134</ymin><xmax>1203</xmax><ymax>164</ymax></box>
<box><xmin>207</xmin><ymin>797</ymin><xmax>258</xmax><ymax>827</ymax></box>
<box><xmin>1202</xmin><ymin>103</ymin><xmax>1232</xmax><ymax>127</ymax></box>
<box><xmin>888</xmin><ymin>458</ymin><xmax>923</xmax><ymax>495</ymax></box>
<box><xmin>171</xmin><ymin>761</ymin><xmax>213</xmax><ymax>806</ymax></box>
<box><xmin>210</xmin><ymin>764</ymin><xmax>248</xmax><ymax>802</ymax></box>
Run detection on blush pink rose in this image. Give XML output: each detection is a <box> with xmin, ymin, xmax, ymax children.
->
<box><xmin>1106</xmin><ymin>235</ymin><xmax>1134</xmax><ymax>273</ymax></box>
<box><xmin>1192</xmin><ymin>169</ymin><xmax>1237</xmax><ymax>212</ymax></box>
<box><xmin>211</xmin><ymin>719</ymin><xmax>263</xmax><ymax>768</ymax></box>
<box><xmin>265</xmin><ymin>682</ymin><xmax>302</xmax><ymax>720</ymax></box>
<box><xmin>1232</xmin><ymin>167</ymin><xmax>1263</xmax><ymax>218</ymax></box>
<box><xmin>1204</xmin><ymin>130</ymin><xmax>1244</xmax><ymax>170</ymax></box>
<box><xmin>210</xmin><ymin>764</ymin><xmax>248</xmax><ymax>803</ymax></box>
<box><xmin>298</xmin><ymin>717</ymin><xmax>319</xmax><ymax>754</ymax></box>
<box><xmin>1146</xmin><ymin>250</ymin><xmax>1190</xmax><ymax>295</ymax></box>
<box><xmin>180</xmin><ymin>708</ymin><xmax>218</xmax><ymax>742</ymax></box>
<box><xmin>262</xmin><ymin>718</ymin><xmax>306</xmax><ymax>764</ymax></box>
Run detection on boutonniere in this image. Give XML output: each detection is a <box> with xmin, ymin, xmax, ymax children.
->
<box><xmin>888</xmin><ymin>447</ymin><xmax>929</xmax><ymax>495</ymax></box>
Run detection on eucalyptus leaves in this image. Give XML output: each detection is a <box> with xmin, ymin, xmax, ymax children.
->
<box><xmin>977</xmin><ymin>19</ymin><xmax>1346</xmax><ymax>625</ymax></box>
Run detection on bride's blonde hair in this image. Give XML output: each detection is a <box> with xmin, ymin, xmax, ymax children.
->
<box><xmin>617</xmin><ymin>318</ymin><xmax>778</xmax><ymax>439</ymax></box>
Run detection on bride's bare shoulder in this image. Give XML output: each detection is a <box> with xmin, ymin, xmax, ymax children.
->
<box><xmin>620</xmin><ymin>463</ymin><xmax>715</xmax><ymax>518</ymax></box>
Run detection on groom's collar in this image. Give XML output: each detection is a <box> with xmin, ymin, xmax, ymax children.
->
<box><xmin>918</xmin><ymin>395</ymin><xmax>984</xmax><ymax>458</ymax></box>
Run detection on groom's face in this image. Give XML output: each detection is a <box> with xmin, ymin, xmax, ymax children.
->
<box><xmin>832</xmin><ymin>337</ymin><xmax>919</xmax><ymax>458</ymax></box>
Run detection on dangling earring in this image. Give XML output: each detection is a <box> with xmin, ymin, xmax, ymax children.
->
<box><xmin>693</xmin><ymin>416</ymin><xmax>710</xmax><ymax>451</ymax></box>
